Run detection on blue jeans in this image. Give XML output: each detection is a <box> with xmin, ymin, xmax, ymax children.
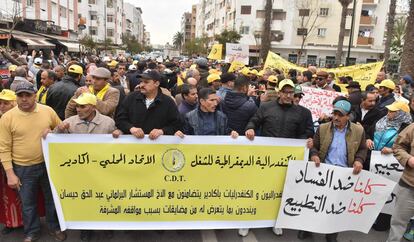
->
<box><xmin>13</xmin><ymin>162</ymin><xmax>60</xmax><ymax>236</ymax></box>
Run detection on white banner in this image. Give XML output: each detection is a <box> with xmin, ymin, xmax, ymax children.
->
<box><xmin>276</xmin><ymin>161</ymin><xmax>396</xmax><ymax>234</ymax></box>
<box><xmin>370</xmin><ymin>151</ymin><xmax>404</xmax><ymax>215</ymax></box>
<box><xmin>225</xmin><ymin>43</ymin><xmax>249</xmax><ymax>65</ymax></box>
<box><xmin>299</xmin><ymin>87</ymin><xmax>342</xmax><ymax>121</ymax></box>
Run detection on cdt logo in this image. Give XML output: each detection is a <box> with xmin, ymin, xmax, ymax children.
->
<box><xmin>162</xmin><ymin>149</ymin><xmax>185</xmax><ymax>173</ymax></box>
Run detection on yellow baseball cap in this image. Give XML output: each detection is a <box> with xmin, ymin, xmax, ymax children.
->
<box><xmin>208</xmin><ymin>69</ymin><xmax>222</xmax><ymax>75</ymax></box>
<box><xmin>108</xmin><ymin>60</ymin><xmax>119</xmax><ymax>67</ymax></box>
<box><xmin>278</xmin><ymin>79</ymin><xmax>295</xmax><ymax>90</ymax></box>
<box><xmin>251</xmin><ymin>69</ymin><xmax>258</xmax><ymax>76</ymax></box>
<box><xmin>68</xmin><ymin>64</ymin><xmax>83</xmax><ymax>75</ymax></box>
<box><xmin>258</xmin><ymin>70</ymin><xmax>264</xmax><ymax>77</ymax></box>
<box><xmin>207</xmin><ymin>73</ymin><xmax>221</xmax><ymax>84</ymax></box>
<box><xmin>241</xmin><ymin>67</ymin><xmax>251</xmax><ymax>76</ymax></box>
<box><xmin>0</xmin><ymin>89</ymin><xmax>16</xmax><ymax>101</ymax></box>
<box><xmin>8</xmin><ymin>65</ymin><xmax>17</xmax><ymax>72</ymax></box>
<box><xmin>386</xmin><ymin>101</ymin><xmax>410</xmax><ymax>113</ymax></box>
<box><xmin>268</xmin><ymin>75</ymin><xmax>278</xmax><ymax>84</ymax></box>
<box><xmin>379</xmin><ymin>79</ymin><xmax>396</xmax><ymax>90</ymax></box>
<box><xmin>73</xmin><ymin>93</ymin><xmax>97</xmax><ymax>106</ymax></box>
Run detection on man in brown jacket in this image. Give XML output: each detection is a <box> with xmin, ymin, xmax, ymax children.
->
<box><xmin>65</xmin><ymin>67</ymin><xmax>120</xmax><ymax>118</ymax></box>
<box><xmin>387</xmin><ymin>123</ymin><xmax>414</xmax><ymax>242</ymax></box>
<box><xmin>299</xmin><ymin>99</ymin><xmax>367</xmax><ymax>242</ymax></box>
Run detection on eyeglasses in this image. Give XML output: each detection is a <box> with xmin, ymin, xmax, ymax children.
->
<box><xmin>317</xmin><ymin>77</ymin><xmax>325</xmax><ymax>81</ymax></box>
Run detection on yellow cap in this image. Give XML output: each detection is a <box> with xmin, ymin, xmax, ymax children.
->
<box><xmin>386</xmin><ymin>101</ymin><xmax>410</xmax><ymax>113</ymax></box>
<box><xmin>379</xmin><ymin>79</ymin><xmax>396</xmax><ymax>90</ymax></box>
<box><xmin>73</xmin><ymin>93</ymin><xmax>97</xmax><ymax>106</ymax></box>
<box><xmin>207</xmin><ymin>73</ymin><xmax>221</xmax><ymax>84</ymax></box>
<box><xmin>209</xmin><ymin>69</ymin><xmax>222</xmax><ymax>75</ymax></box>
<box><xmin>190</xmin><ymin>64</ymin><xmax>197</xmax><ymax>70</ymax></box>
<box><xmin>251</xmin><ymin>69</ymin><xmax>258</xmax><ymax>75</ymax></box>
<box><xmin>241</xmin><ymin>67</ymin><xmax>251</xmax><ymax>76</ymax></box>
<box><xmin>8</xmin><ymin>65</ymin><xmax>17</xmax><ymax>72</ymax></box>
<box><xmin>278</xmin><ymin>79</ymin><xmax>295</xmax><ymax>90</ymax></box>
<box><xmin>0</xmin><ymin>89</ymin><xmax>16</xmax><ymax>101</ymax></box>
<box><xmin>68</xmin><ymin>64</ymin><xmax>83</xmax><ymax>74</ymax></box>
<box><xmin>108</xmin><ymin>60</ymin><xmax>119</xmax><ymax>67</ymax></box>
<box><xmin>258</xmin><ymin>70</ymin><xmax>264</xmax><ymax>77</ymax></box>
<box><xmin>268</xmin><ymin>75</ymin><xmax>278</xmax><ymax>84</ymax></box>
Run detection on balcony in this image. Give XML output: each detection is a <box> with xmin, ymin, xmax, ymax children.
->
<box><xmin>360</xmin><ymin>15</ymin><xmax>377</xmax><ymax>26</ymax></box>
<box><xmin>362</xmin><ymin>0</ymin><xmax>378</xmax><ymax>5</ymax></box>
<box><xmin>357</xmin><ymin>36</ymin><xmax>374</xmax><ymax>45</ymax></box>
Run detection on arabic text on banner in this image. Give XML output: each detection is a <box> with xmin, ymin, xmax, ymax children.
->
<box><xmin>370</xmin><ymin>151</ymin><xmax>404</xmax><ymax>215</ymax></box>
<box><xmin>225</xmin><ymin>43</ymin><xmax>249</xmax><ymax>65</ymax></box>
<box><xmin>275</xmin><ymin>160</ymin><xmax>395</xmax><ymax>234</ymax></box>
<box><xmin>299</xmin><ymin>87</ymin><xmax>342</xmax><ymax>121</ymax></box>
<box><xmin>42</xmin><ymin>135</ymin><xmax>308</xmax><ymax>230</ymax></box>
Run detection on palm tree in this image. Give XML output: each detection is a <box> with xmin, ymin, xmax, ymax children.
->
<box><xmin>335</xmin><ymin>0</ymin><xmax>353</xmax><ymax>67</ymax></box>
<box><xmin>260</xmin><ymin>0</ymin><xmax>273</xmax><ymax>61</ymax></box>
<box><xmin>391</xmin><ymin>16</ymin><xmax>407</xmax><ymax>57</ymax></box>
<box><xmin>384</xmin><ymin>0</ymin><xmax>397</xmax><ymax>67</ymax></box>
<box><xmin>400</xmin><ymin>0</ymin><xmax>414</xmax><ymax>77</ymax></box>
<box><xmin>173</xmin><ymin>32</ymin><xmax>184</xmax><ymax>53</ymax></box>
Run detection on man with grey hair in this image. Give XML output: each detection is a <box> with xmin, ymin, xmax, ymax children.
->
<box><xmin>10</xmin><ymin>67</ymin><xmax>33</xmax><ymax>92</ymax></box>
<box><xmin>186</xmin><ymin>69</ymin><xmax>201</xmax><ymax>83</ymax></box>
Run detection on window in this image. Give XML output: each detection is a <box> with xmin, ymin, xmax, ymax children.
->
<box><xmin>241</xmin><ymin>5</ymin><xmax>251</xmax><ymax>15</ymax></box>
<box><xmin>307</xmin><ymin>55</ymin><xmax>317</xmax><ymax>66</ymax></box>
<box><xmin>366</xmin><ymin>58</ymin><xmax>377</xmax><ymax>63</ymax></box>
<box><xmin>89</xmin><ymin>26</ymin><xmax>97</xmax><ymax>35</ymax></box>
<box><xmin>273</xmin><ymin>10</ymin><xmax>286</xmax><ymax>20</ymax></box>
<box><xmin>59</xmin><ymin>6</ymin><xmax>67</xmax><ymax>18</ymax></box>
<box><xmin>256</xmin><ymin>10</ymin><xmax>265</xmax><ymax>18</ymax></box>
<box><xmin>325</xmin><ymin>56</ymin><xmax>336</xmax><ymax>66</ymax></box>
<box><xmin>88</xmin><ymin>0</ymin><xmax>96</xmax><ymax>4</ymax></box>
<box><xmin>271</xmin><ymin>31</ymin><xmax>284</xmax><ymax>42</ymax></box>
<box><xmin>345</xmin><ymin>29</ymin><xmax>351</xmax><ymax>36</ymax></box>
<box><xmin>317</xmin><ymin>28</ymin><xmax>327</xmax><ymax>37</ymax></box>
<box><xmin>347</xmin><ymin>57</ymin><xmax>356</xmax><ymax>65</ymax></box>
<box><xmin>107</xmin><ymin>28</ymin><xmax>114</xmax><ymax>37</ymax></box>
<box><xmin>78</xmin><ymin>0</ymin><xmax>82</xmax><ymax>3</ymax></box>
<box><xmin>240</xmin><ymin>26</ymin><xmax>249</xmax><ymax>34</ymax></box>
<box><xmin>90</xmin><ymin>14</ymin><xmax>97</xmax><ymax>20</ymax></box>
<box><xmin>107</xmin><ymin>0</ymin><xmax>114</xmax><ymax>8</ymax></box>
<box><xmin>297</xmin><ymin>28</ymin><xmax>308</xmax><ymax>36</ymax></box>
<box><xmin>299</xmin><ymin>9</ymin><xmax>310</xmax><ymax>16</ymax></box>
<box><xmin>107</xmin><ymin>14</ymin><xmax>114</xmax><ymax>22</ymax></box>
<box><xmin>320</xmin><ymin>8</ymin><xmax>329</xmax><ymax>16</ymax></box>
<box><xmin>288</xmin><ymin>54</ymin><xmax>298</xmax><ymax>64</ymax></box>
<box><xmin>27</xmin><ymin>0</ymin><xmax>34</xmax><ymax>6</ymax></box>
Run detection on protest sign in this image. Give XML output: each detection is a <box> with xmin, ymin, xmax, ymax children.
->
<box><xmin>276</xmin><ymin>161</ymin><xmax>395</xmax><ymax>234</ymax></box>
<box><xmin>370</xmin><ymin>151</ymin><xmax>404</xmax><ymax>215</ymax></box>
<box><xmin>225</xmin><ymin>43</ymin><xmax>249</xmax><ymax>65</ymax></box>
<box><xmin>299</xmin><ymin>86</ymin><xmax>342</xmax><ymax>121</ymax></box>
<box><xmin>263</xmin><ymin>51</ymin><xmax>306</xmax><ymax>74</ymax></box>
<box><xmin>42</xmin><ymin>135</ymin><xmax>308</xmax><ymax>230</ymax></box>
<box><xmin>208</xmin><ymin>44</ymin><xmax>223</xmax><ymax>60</ymax></box>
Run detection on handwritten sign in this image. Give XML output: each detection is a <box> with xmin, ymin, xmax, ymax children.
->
<box><xmin>225</xmin><ymin>43</ymin><xmax>249</xmax><ymax>65</ymax></box>
<box><xmin>275</xmin><ymin>161</ymin><xmax>395</xmax><ymax>234</ymax></box>
<box><xmin>42</xmin><ymin>134</ymin><xmax>308</xmax><ymax>230</ymax></box>
<box><xmin>299</xmin><ymin>87</ymin><xmax>342</xmax><ymax>121</ymax></box>
<box><xmin>370</xmin><ymin>151</ymin><xmax>404</xmax><ymax>215</ymax></box>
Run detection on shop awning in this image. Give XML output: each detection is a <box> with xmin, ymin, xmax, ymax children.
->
<box><xmin>58</xmin><ymin>41</ymin><xmax>80</xmax><ymax>52</ymax></box>
<box><xmin>12</xmin><ymin>34</ymin><xmax>55</xmax><ymax>48</ymax></box>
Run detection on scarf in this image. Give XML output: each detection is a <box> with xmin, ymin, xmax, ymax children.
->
<box><xmin>89</xmin><ymin>83</ymin><xmax>110</xmax><ymax>100</ymax></box>
<box><xmin>376</xmin><ymin>110</ymin><xmax>412</xmax><ymax>132</ymax></box>
<box><xmin>36</xmin><ymin>85</ymin><xmax>48</xmax><ymax>104</ymax></box>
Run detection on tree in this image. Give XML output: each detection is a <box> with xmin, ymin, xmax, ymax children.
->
<box><xmin>295</xmin><ymin>0</ymin><xmax>321</xmax><ymax>64</ymax></box>
<box><xmin>391</xmin><ymin>16</ymin><xmax>407</xmax><ymax>58</ymax></box>
<box><xmin>260</xmin><ymin>0</ymin><xmax>273</xmax><ymax>61</ymax></box>
<box><xmin>79</xmin><ymin>35</ymin><xmax>97</xmax><ymax>50</ymax></box>
<box><xmin>184</xmin><ymin>36</ymin><xmax>208</xmax><ymax>56</ymax></box>
<box><xmin>400</xmin><ymin>0</ymin><xmax>414</xmax><ymax>77</ymax></box>
<box><xmin>384</xmin><ymin>0</ymin><xmax>397</xmax><ymax>66</ymax></box>
<box><xmin>121</xmin><ymin>34</ymin><xmax>143</xmax><ymax>54</ymax></box>
<box><xmin>1</xmin><ymin>1</ymin><xmax>23</xmax><ymax>48</ymax></box>
<box><xmin>335</xmin><ymin>0</ymin><xmax>353</xmax><ymax>66</ymax></box>
<box><xmin>214</xmin><ymin>29</ymin><xmax>241</xmax><ymax>53</ymax></box>
<box><xmin>173</xmin><ymin>32</ymin><xmax>184</xmax><ymax>52</ymax></box>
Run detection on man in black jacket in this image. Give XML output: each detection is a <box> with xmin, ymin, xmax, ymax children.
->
<box><xmin>115</xmin><ymin>70</ymin><xmax>181</xmax><ymax>139</ymax></box>
<box><xmin>222</xmin><ymin>76</ymin><xmax>257</xmax><ymax>135</ymax></box>
<box><xmin>46</xmin><ymin>64</ymin><xmax>83</xmax><ymax>120</ymax></box>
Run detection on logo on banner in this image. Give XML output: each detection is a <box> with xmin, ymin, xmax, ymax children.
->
<box><xmin>162</xmin><ymin>149</ymin><xmax>185</xmax><ymax>172</ymax></box>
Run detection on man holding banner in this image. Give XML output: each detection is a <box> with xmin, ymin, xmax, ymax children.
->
<box><xmin>302</xmin><ymin>100</ymin><xmax>367</xmax><ymax>242</ymax></box>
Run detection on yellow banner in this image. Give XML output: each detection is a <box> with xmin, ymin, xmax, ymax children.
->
<box><xmin>263</xmin><ymin>51</ymin><xmax>383</xmax><ymax>90</ymax></box>
<box><xmin>228</xmin><ymin>61</ymin><xmax>245</xmax><ymax>73</ymax></box>
<box><xmin>208</xmin><ymin>44</ymin><xmax>223</xmax><ymax>60</ymax></box>
<box><xmin>43</xmin><ymin>135</ymin><xmax>307</xmax><ymax>230</ymax></box>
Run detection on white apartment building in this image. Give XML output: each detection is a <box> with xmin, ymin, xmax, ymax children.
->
<box><xmin>123</xmin><ymin>3</ymin><xmax>144</xmax><ymax>44</ymax></box>
<box><xmin>181</xmin><ymin>12</ymin><xmax>192</xmax><ymax>45</ymax></box>
<box><xmin>196</xmin><ymin>0</ymin><xmax>390</xmax><ymax>66</ymax></box>
<box><xmin>78</xmin><ymin>0</ymin><xmax>124</xmax><ymax>45</ymax></box>
<box><xmin>144</xmin><ymin>31</ymin><xmax>151</xmax><ymax>46</ymax></box>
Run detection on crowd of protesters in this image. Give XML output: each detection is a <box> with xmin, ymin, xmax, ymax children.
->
<box><xmin>0</xmin><ymin>47</ymin><xmax>414</xmax><ymax>242</ymax></box>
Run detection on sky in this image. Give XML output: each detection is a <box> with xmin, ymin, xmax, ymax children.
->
<box><xmin>124</xmin><ymin>0</ymin><xmax>198</xmax><ymax>46</ymax></box>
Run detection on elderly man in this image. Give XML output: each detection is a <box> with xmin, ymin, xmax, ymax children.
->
<box><xmin>37</xmin><ymin>70</ymin><xmax>57</xmax><ymax>104</ymax></box>
<box><xmin>376</xmin><ymin>71</ymin><xmax>386</xmax><ymax>84</ymax></box>
<box><xmin>53</xmin><ymin>65</ymin><xmax>65</xmax><ymax>82</ymax></box>
<box><xmin>65</xmin><ymin>67</ymin><xmax>120</xmax><ymax>119</ymax></box>
<box><xmin>10</xmin><ymin>67</ymin><xmax>32</xmax><ymax>91</ymax></box>
<box><xmin>313</xmin><ymin>71</ymin><xmax>334</xmax><ymax>91</ymax></box>
<box><xmin>0</xmin><ymin>82</ymin><xmax>65</xmax><ymax>242</ymax></box>
<box><xmin>300</xmin><ymin>100</ymin><xmax>366</xmax><ymax>242</ymax></box>
<box><xmin>115</xmin><ymin>70</ymin><xmax>182</xmax><ymax>140</ymax></box>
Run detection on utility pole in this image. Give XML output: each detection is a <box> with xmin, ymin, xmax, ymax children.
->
<box><xmin>346</xmin><ymin>0</ymin><xmax>357</xmax><ymax>66</ymax></box>
<box><xmin>104</xmin><ymin>0</ymin><xmax>107</xmax><ymax>52</ymax></box>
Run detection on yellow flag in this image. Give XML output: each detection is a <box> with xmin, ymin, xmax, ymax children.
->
<box><xmin>263</xmin><ymin>51</ymin><xmax>306</xmax><ymax>74</ymax></box>
<box><xmin>177</xmin><ymin>76</ymin><xmax>184</xmax><ymax>86</ymax></box>
<box><xmin>208</xmin><ymin>44</ymin><xmax>223</xmax><ymax>60</ymax></box>
<box><xmin>228</xmin><ymin>61</ymin><xmax>245</xmax><ymax>73</ymax></box>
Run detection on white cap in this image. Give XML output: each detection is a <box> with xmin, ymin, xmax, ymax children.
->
<box><xmin>34</xmin><ymin>58</ymin><xmax>42</xmax><ymax>65</ymax></box>
<box><xmin>102</xmin><ymin>56</ymin><xmax>110</xmax><ymax>62</ymax></box>
<box><xmin>128</xmin><ymin>64</ymin><xmax>137</xmax><ymax>71</ymax></box>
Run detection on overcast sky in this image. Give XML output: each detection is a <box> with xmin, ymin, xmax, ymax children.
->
<box><xmin>124</xmin><ymin>0</ymin><xmax>198</xmax><ymax>46</ymax></box>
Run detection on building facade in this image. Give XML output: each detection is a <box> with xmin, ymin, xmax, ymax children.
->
<box><xmin>195</xmin><ymin>0</ymin><xmax>390</xmax><ymax>66</ymax></box>
<box><xmin>181</xmin><ymin>12</ymin><xmax>192</xmax><ymax>45</ymax></box>
<box><xmin>123</xmin><ymin>3</ymin><xmax>144</xmax><ymax>44</ymax></box>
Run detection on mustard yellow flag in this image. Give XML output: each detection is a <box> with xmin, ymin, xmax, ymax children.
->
<box><xmin>208</xmin><ymin>44</ymin><xmax>223</xmax><ymax>60</ymax></box>
<box><xmin>228</xmin><ymin>61</ymin><xmax>245</xmax><ymax>73</ymax></box>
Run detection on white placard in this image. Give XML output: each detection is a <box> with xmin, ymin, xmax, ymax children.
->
<box><xmin>225</xmin><ymin>43</ymin><xmax>249</xmax><ymax>65</ymax></box>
